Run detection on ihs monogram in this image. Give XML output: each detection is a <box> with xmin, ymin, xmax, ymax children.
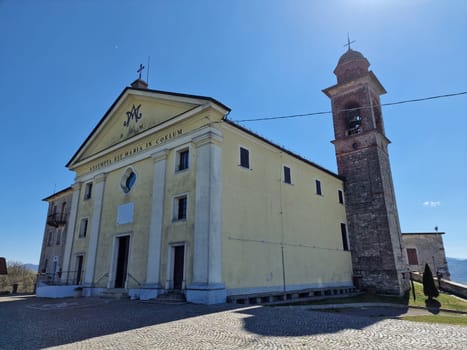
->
<box><xmin>124</xmin><ymin>104</ymin><xmax>143</xmax><ymax>127</ymax></box>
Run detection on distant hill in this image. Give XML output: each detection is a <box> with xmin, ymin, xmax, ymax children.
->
<box><xmin>24</xmin><ymin>264</ymin><xmax>39</xmax><ymax>272</ymax></box>
<box><xmin>447</xmin><ymin>257</ymin><xmax>467</xmax><ymax>285</ymax></box>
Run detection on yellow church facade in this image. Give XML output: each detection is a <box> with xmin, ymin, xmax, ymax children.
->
<box><xmin>57</xmin><ymin>80</ymin><xmax>353</xmax><ymax>304</ymax></box>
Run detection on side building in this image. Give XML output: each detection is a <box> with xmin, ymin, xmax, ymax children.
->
<box><xmin>38</xmin><ymin>187</ymin><xmax>73</xmax><ymax>284</ymax></box>
<box><xmin>402</xmin><ymin>232</ymin><xmax>450</xmax><ymax>280</ymax></box>
<box><xmin>40</xmin><ymin>78</ymin><xmax>354</xmax><ymax>303</ymax></box>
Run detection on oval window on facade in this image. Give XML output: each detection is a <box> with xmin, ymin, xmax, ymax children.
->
<box><xmin>121</xmin><ymin>168</ymin><xmax>137</xmax><ymax>193</ymax></box>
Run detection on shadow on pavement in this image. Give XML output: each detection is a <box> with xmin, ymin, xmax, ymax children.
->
<box><xmin>0</xmin><ymin>294</ymin><xmax>442</xmax><ymax>349</ymax></box>
<box><xmin>0</xmin><ymin>296</ymin><xmax>236</xmax><ymax>350</ymax></box>
<box><xmin>236</xmin><ymin>305</ymin><xmax>388</xmax><ymax>337</ymax></box>
<box><xmin>425</xmin><ymin>298</ymin><xmax>441</xmax><ymax>314</ymax></box>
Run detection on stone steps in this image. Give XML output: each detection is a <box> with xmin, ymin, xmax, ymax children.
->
<box><xmin>100</xmin><ymin>288</ymin><xmax>129</xmax><ymax>299</ymax></box>
<box><xmin>153</xmin><ymin>291</ymin><xmax>187</xmax><ymax>304</ymax></box>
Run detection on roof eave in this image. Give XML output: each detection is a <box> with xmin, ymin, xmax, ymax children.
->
<box><xmin>402</xmin><ymin>232</ymin><xmax>446</xmax><ymax>235</ymax></box>
<box><xmin>223</xmin><ymin>119</ymin><xmax>342</xmax><ymax>180</ymax></box>
<box><xmin>42</xmin><ymin>186</ymin><xmax>73</xmax><ymax>202</ymax></box>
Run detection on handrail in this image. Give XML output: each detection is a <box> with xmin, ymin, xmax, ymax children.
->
<box><xmin>127</xmin><ymin>272</ymin><xmax>142</xmax><ymax>287</ymax></box>
<box><xmin>46</xmin><ymin>212</ymin><xmax>68</xmax><ymax>227</ymax></box>
<box><xmin>94</xmin><ymin>272</ymin><xmax>109</xmax><ymax>287</ymax></box>
<box><xmin>36</xmin><ymin>270</ymin><xmax>84</xmax><ymax>286</ymax></box>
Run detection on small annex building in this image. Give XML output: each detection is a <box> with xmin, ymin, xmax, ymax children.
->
<box><xmin>43</xmin><ymin>77</ymin><xmax>353</xmax><ymax>304</ymax></box>
<box><xmin>402</xmin><ymin>232</ymin><xmax>450</xmax><ymax>280</ymax></box>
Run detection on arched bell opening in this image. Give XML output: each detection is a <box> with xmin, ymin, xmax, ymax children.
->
<box><xmin>345</xmin><ymin>103</ymin><xmax>362</xmax><ymax>136</ymax></box>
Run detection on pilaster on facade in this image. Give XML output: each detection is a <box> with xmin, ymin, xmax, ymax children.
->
<box><xmin>61</xmin><ymin>182</ymin><xmax>81</xmax><ymax>284</ymax></box>
<box><xmin>187</xmin><ymin>127</ymin><xmax>226</xmax><ymax>304</ymax></box>
<box><xmin>151</xmin><ymin>149</ymin><xmax>169</xmax><ymax>163</ymax></box>
<box><xmin>83</xmin><ymin>173</ymin><xmax>106</xmax><ymax>285</ymax></box>
<box><xmin>192</xmin><ymin>127</ymin><xmax>223</xmax><ymax>148</ymax></box>
<box><xmin>144</xmin><ymin>149</ymin><xmax>169</xmax><ymax>292</ymax></box>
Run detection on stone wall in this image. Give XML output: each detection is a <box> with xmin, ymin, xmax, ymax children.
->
<box><xmin>411</xmin><ymin>272</ymin><xmax>467</xmax><ymax>299</ymax></box>
<box><xmin>334</xmin><ymin>131</ymin><xmax>409</xmax><ymax>295</ymax></box>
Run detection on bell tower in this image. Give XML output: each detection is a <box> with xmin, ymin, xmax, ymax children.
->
<box><xmin>323</xmin><ymin>48</ymin><xmax>409</xmax><ymax>295</ymax></box>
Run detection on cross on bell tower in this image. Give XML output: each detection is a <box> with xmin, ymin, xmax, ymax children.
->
<box><xmin>344</xmin><ymin>33</ymin><xmax>356</xmax><ymax>51</ymax></box>
<box><xmin>323</xmin><ymin>45</ymin><xmax>410</xmax><ymax>296</ymax></box>
<box><xmin>131</xmin><ymin>63</ymin><xmax>148</xmax><ymax>89</ymax></box>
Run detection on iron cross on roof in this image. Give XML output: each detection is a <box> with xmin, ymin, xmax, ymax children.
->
<box><xmin>137</xmin><ymin>63</ymin><xmax>145</xmax><ymax>80</ymax></box>
<box><xmin>344</xmin><ymin>33</ymin><xmax>356</xmax><ymax>51</ymax></box>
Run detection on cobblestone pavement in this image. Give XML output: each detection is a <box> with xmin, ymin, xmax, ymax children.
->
<box><xmin>1</xmin><ymin>296</ymin><xmax>466</xmax><ymax>349</ymax></box>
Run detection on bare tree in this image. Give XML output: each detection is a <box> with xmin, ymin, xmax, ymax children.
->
<box><xmin>0</xmin><ymin>261</ymin><xmax>37</xmax><ymax>294</ymax></box>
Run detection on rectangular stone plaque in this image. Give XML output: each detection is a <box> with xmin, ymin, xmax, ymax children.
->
<box><xmin>117</xmin><ymin>202</ymin><xmax>134</xmax><ymax>225</ymax></box>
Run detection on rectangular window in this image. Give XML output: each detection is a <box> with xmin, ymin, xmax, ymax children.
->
<box><xmin>240</xmin><ymin>147</ymin><xmax>250</xmax><ymax>168</ymax></box>
<box><xmin>316</xmin><ymin>179</ymin><xmax>322</xmax><ymax>195</ymax></box>
<box><xmin>341</xmin><ymin>223</ymin><xmax>349</xmax><ymax>251</ymax></box>
<box><xmin>177</xmin><ymin>149</ymin><xmax>189</xmax><ymax>171</ymax></box>
<box><xmin>56</xmin><ymin>230</ymin><xmax>61</xmax><ymax>245</ymax></box>
<box><xmin>283</xmin><ymin>166</ymin><xmax>291</xmax><ymax>184</ymax></box>
<box><xmin>338</xmin><ymin>189</ymin><xmax>344</xmax><ymax>204</ymax></box>
<box><xmin>79</xmin><ymin>218</ymin><xmax>88</xmax><ymax>238</ymax></box>
<box><xmin>84</xmin><ymin>182</ymin><xmax>93</xmax><ymax>200</ymax></box>
<box><xmin>47</xmin><ymin>231</ymin><xmax>54</xmax><ymax>246</ymax></box>
<box><xmin>407</xmin><ymin>248</ymin><xmax>419</xmax><ymax>265</ymax></box>
<box><xmin>174</xmin><ymin>196</ymin><xmax>188</xmax><ymax>221</ymax></box>
<box><xmin>61</xmin><ymin>202</ymin><xmax>67</xmax><ymax>221</ymax></box>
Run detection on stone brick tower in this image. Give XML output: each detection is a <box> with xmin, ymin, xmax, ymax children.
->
<box><xmin>323</xmin><ymin>48</ymin><xmax>409</xmax><ymax>295</ymax></box>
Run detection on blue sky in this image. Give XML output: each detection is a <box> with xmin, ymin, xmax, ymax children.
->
<box><xmin>0</xmin><ymin>0</ymin><xmax>466</xmax><ymax>264</ymax></box>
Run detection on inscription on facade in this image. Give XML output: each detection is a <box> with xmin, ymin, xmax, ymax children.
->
<box><xmin>89</xmin><ymin>128</ymin><xmax>183</xmax><ymax>172</ymax></box>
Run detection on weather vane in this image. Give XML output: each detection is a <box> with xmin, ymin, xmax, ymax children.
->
<box><xmin>137</xmin><ymin>63</ymin><xmax>145</xmax><ymax>80</ymax></box>
<box><xmin>344</xmin><ymin>33</ymin><xmax>356</xmax><ymax>51</ymax></box>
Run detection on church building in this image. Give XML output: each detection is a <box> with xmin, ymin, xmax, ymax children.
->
<box><xmin>39</xmin><ymin>48</ymin><xmax>412</xmax><ymax>303</ymax></box>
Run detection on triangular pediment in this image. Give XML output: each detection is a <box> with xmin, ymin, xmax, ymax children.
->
<box><xmin>78</xmin><ymin>92</ymin><xmax>198</xmax><ymax>160</ymax></box>
<box><xmin>67</xmin><ymin>88</ymin><xmax>230</xmax><ymax>169</ymax></box>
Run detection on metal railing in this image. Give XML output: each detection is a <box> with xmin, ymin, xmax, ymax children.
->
<box><xmin>46</xmin><ymin>212</ymin><xmax>68</xmax><ymax>227</ymax></box>
<box><xmin>94</xmin><ymin>272</ymin><xmax>109</xmax><ymax>288</ymax></box>
<box><xmin>37</xmin><ymin>270</ymin><xmax>145</xmax><ymax>289</ymax></box>
<box><xmin>36</xmin><ymin>270</ymin><xmax>84</xmax><ymax>286</ymax></box>
<box><xmin>127</xmin><ymin>272</ymin><xmax>143</xmax><ymax>287</ymax></box>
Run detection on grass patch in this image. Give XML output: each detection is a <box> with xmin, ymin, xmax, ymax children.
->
<box><xmin>277</xmin><ymin>282</ymin><xmax>467</xmax><ymax>312</ymax></box>
<box><xmin>272</xmin><ymin>282</ymin><xmax>467</xmax><ymax>326</ymax></box>
<box><xmin>402</xmin><ymin>314</ymin><xmax>467</xmax><ymax>326</ymax></box>
<box><xmin>276</xmin><ymin>282</ymin><xmax>467</xmax><ymax>326</ymax></box>
<box><xmin>408</xmin><ymin>282</ymin><xmax>467</xmax><ymax>312</ymax></box>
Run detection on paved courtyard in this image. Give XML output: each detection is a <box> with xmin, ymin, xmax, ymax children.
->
<box><xmin>0</xmin><ymin>295</ymin><xmax>466</xmax><ymax>349</ymax></box>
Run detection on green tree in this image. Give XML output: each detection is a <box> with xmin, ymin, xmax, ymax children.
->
<box><xmin>423</xmin><ymin>263</ymin><xmax>439</xmax><ymax>300</ymax></box>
